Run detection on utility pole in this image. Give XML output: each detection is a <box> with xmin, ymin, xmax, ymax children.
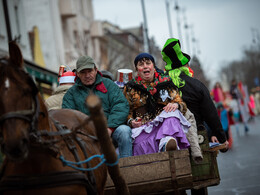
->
<box><xmin>3</xmin><ymin>0</ymin><xmax>12</xmax><ymax>42</ymax></box>
<box><xmin>140</xmin><ymin>0</ymin><xmax>150</xmax><ymax>53</ymax></box>
<box><xmin>183</xmin><ymin>9</ymin><xmax>190</xmax><ymax>54</ymax></box>
<box><xmin>190</xmin><ymin>25</ymin><xmax>196</xmax><ymax>57</ymax></box>
<box><xmin>165</xmin><ymin>0</ymin><xmax>173</xmax><ymax>37</ymax></box>
<box><xmin>174</xmin><ymin>0</ymin><xmax>182</xmax><ymax>41</ymax></box>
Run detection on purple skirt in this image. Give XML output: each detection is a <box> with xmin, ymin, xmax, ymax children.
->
<box><xmin>133</xmin><ymin>117</ymin><xmax>190</xmax><ymax>156</ymax></box>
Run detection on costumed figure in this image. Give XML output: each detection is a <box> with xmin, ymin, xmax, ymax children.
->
<box><xmin>45</xmin><ymin>67</ymin><xmax>76</xmax><ymax>111</ymax></box>
<box><xmin>124</xmin><ymin>53</ymin><xmax>203</xmax><ymax>162</ymax></box>
<box><xmin>161</xmin><ymin>38</ymin><xmax>229</xmax><ymax>151</ymax></box>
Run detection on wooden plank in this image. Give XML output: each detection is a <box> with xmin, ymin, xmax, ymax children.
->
<box><xmin>169</xmin><ymin>151</ymin><xmax>178</xmax><ymax>191</ymax></box>
<box><xmin>119</xmin><ymin>152</ymin><xmax>170</xmax><ymax>167</ymax></box>
<box><xmin>119</xmin><ymin>150</ymin><xmax>189</xmax><ymax>167</ymax></box>
<box><xmin>175</xmin><ymin>157</ymin><xmax>192</xmax><ymax>175</ymax></box>
<box><xmin>105</xmin><ymin>149</ymin><xmax>193</xmax><ymax>194</ymax></box>
<box><xmin>107</xmin><ymin>150</ymin><xmax>191</xmax><ymax>185</ymax></box>
<box><xmin>127</xmin><ymin>178</ymin><xmax>173</xmax><ymax>194</ymax></box>
<box><xmin>106</xmin><ymin>160</ymin><xmax>172</xmax><ymax>186</ymax></box>
<box><xmin>192</xmin><ymin>178</ymin><xmax>220</xmax><ymax>189</ymax></box>
<box><xmin>191</xmin><ymin>150</ymin><xmax>220</xmax><ymax>184</ymax></box>
<box><xmin>171</xmin><ymin>149</ymin><xmax>190</xmax><ymax>159</ymax></box>
<box><xmin>177</xmin><ymin>175</ymin><xmax>193</xmax><ymax>187</ymax></box>
<box><xmin>106</xmin><ymin>178</ymin><xmax>190</xmax><ymax>195</ymax></box>
<box><xmin>106</xmin><ymin>175</ymin><xmax>194</xmax><ymax>195</ymax></box>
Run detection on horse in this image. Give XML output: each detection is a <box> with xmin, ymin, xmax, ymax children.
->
<box><xmin>0</xmin><ymin>42</ymin><xmax>108</xmax><ymax>195</ymax></box>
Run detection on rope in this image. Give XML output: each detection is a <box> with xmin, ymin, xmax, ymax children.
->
<box><xmin>59</xmin><ymin>154</ymin><xmax>119</xmax><ymax>172</ymax></box>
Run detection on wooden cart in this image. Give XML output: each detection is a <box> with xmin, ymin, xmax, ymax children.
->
<box><xmin>105</xmin><ymin>128</ymin><xmax>222</xmax><ymax>195</ymax></box>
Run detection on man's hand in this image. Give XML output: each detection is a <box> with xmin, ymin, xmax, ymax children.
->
<box><xmin>211</xmin><ymin>136</ymin><xmax>219</xmax><ymax>143</ymax></box>
<box><xmin>220</xmin><ymin>140</ymin><xmax>229</xmax><ymax>153</ymax></box>
<box><xmin>211</xmin><ymin>136</ymin><xmax>229</xmax><ymax>152</ymax></box>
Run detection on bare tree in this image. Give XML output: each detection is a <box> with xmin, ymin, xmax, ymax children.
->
<box><xmin>219</xmin><ymin>43</ymin><xmax>260</xmax><ymax>91</ymax></box>
<box><xmin>190</xmin><ymin>56</ymin><xmax>210</xmax><ymax>88</ymax></box>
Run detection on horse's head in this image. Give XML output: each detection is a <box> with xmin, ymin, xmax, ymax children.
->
<box><xmin>0</xmin><ymin>42</ymin><xmax>39</xmax><ymax>161</ymax></box>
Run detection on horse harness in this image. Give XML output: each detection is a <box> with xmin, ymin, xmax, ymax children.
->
<box><xmin>0</xmin><ymin>68</ymin><xmax>99</xmax><ymax>194</ymax></box>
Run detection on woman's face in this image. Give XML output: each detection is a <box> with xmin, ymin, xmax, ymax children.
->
<box><xmin>136</xmin><ymin>58</ymin><xmax>155</xmax><ymax>82</ymax></box>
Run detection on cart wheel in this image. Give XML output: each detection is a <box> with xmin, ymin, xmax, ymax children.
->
<box><xmin>191</xmin><ymin>187</ymin><xmax>208</xmax><ymax>195</ymax></box>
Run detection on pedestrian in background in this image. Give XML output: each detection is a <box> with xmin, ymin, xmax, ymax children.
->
<box><xmin>212</xmin><ymin>82</ymin><xmax>226</xmax><ymax>104</ymax></box>
<box><xmin>230</xmin><ymin>79</ymin><xmax>250</xmax><ymax>133</ymax></box>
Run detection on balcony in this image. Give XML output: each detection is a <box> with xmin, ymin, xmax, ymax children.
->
<box><xmin>59</xmin><ymin>0</ymin><xmax>76</xmax><ymax>19</ymax></box>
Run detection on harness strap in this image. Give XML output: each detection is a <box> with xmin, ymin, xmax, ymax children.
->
<box><xmin>0</xmin><ymin>102</ymin><xmax>35</xmax><ymax>123</ymax></box>
<box><xmin>53</xmin><ymin>120</ymin><xmax>97</xmax><ymax>195</ymax></box>
<box><xmin>76</xmin><ymin>130</ymin><xmax>98</xmax><ymax>141</ymax></box>
<box><xmin>34</xmin><ymin>129</ymin><xmax>72</xmax><ymax>137</ymax></box>
<box><xmin>0</xmin><ymin>113</ymin><xmax>31</xmax><ymax>123</ymax></box>
<box><xmin>74</xmin><ymin>136</ymin><xmax>96</xmax><ymax>188</ymax></box>
<box><xmin>0</xmin><ymin>171</ymin><xmax>91</xmax><ymax>192</ymax></box>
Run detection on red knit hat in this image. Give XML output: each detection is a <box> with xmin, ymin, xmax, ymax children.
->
<box><xmin>59</xmin><ymin>71</ymin><xmax>76</xmax><ymax>84</ymax></box>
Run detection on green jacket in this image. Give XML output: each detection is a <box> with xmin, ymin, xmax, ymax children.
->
<box><xmin>62</xmin><ymin>73</ymin><xmax>129</xmax><ymax>128</ymax></box>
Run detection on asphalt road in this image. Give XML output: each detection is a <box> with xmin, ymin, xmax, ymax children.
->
<box><xmin>208</xmin><ymin>115</ymin><xmax>260</xmax><ymax>195</ymax></box>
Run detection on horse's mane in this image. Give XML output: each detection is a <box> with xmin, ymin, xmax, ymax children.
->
<box><xmin>0</xmin><ymin>57</ymin><xmax>38</xmax><ymax>95</ymax></box>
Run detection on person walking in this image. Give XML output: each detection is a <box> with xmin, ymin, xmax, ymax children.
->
<box><xmin>230</xmin><ymin>79</ymin><xmax>251</xmax><ymax>133</ymax></box>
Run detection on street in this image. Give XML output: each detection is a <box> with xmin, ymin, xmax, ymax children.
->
<box><xmin>208</xmin><ymin>115</ymin><xmax>260</xmax><ymax>195</ymax></box>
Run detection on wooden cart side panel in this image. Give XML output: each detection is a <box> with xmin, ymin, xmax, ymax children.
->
<box><xmin>169</xmin><ymin>151</ymin><xmax>193</xmax><ymax>191</ymax></box>
<box><xmin>190</xmin><ymin>128</ymin><xmax>221</xmax><ymax>189</ymax></box>
<box><xmin>118</xmin><ymin>152</ymin><xmax>170</xmax><ymax>167</ymax></box>
<box><xmin>105</xmin><ymin>150</ymin><xmax>193</xmax><ymax>194</ymax></box>
<box><xmin>106</xmin><ymin>160</ymin><xmax>172</xmax><ymax>187</ymax></box>
<box><xmin>106</xmin><ymin>179</ymin><xmax>174</xmax><ymax>195</ymax></box>
<box><xmin>175</xmin><ymin>156</ymin><xmax>192</xmax><ymax>176</ymax></box>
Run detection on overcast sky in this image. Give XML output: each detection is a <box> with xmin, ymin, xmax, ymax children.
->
<box><xmin>92</xmin><ymin>0</ymin><xmax>260</xmax><ymax>83</ymax></box>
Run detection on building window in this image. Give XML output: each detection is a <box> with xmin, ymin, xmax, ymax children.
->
<box><xmin>74</xmin><ymin>31</ymin><xmax>79</xmax><ymax>49</ymax></box>
<box><xmin>83</xmin><ymin>30</ymin><xmax>90</xmax><ymax>53</ymax></box>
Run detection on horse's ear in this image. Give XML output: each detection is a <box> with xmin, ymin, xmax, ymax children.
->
<box><xmin>8</xmin><ymin>41</ymin><xmax>24</xmax><ymax>68</ymax></box>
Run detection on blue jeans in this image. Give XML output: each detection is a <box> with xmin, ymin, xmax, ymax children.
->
<box><xmin>111</xmin><ymin>125</ymin><xmax>132</xmax><ymax>158</ymax></box>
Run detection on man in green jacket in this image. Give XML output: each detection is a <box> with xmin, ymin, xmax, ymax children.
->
<box><xmin>62</xmin><ymin>56</ymin><xmax>132</xmax><ymax>158</ymax></box>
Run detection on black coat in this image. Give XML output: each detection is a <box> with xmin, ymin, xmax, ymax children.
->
<box><xmin>179</xmin><ymin>73</ymin><xmax>227</xmax><ymax>143</ymax></box>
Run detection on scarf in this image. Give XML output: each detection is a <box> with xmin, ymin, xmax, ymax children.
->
<box><xmin>132</xmin><ymin>71</ymin><xmax>171</xmax><ymax>95</ymax></box>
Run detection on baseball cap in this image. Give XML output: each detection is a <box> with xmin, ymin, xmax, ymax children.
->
<box><xmin>76</xmin><ymin>56</ymin><xmax>95</xmax><ymax>72</ymax></box>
